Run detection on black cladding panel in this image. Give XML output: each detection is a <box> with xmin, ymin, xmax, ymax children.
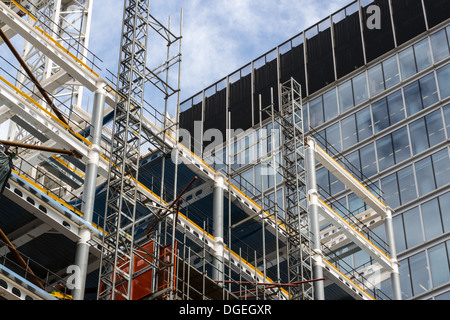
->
<box><xmin>306</xmin><ymin>26</ymin><xmax>335</xmax><ymax>94</ymax></box>
<box><xmin>333</xmin><ymin>10</ymin><xmax>365</xmax><ymax>79</ymax></box>
<box><xmin>203</xmin><ymin>88</ymin><xmax>227</xmax><ymax>150</ymax></box>
<box><xmin>391</xmin><ymin>0</ymin><xmax>427</xmax><ymax>45</ymax></box>
<box><xmin>361</xmin><ymin>0</ymin><xmax>395</xmax><ymax>62</ymax></box>
<box><xmin>179</xmin><ymin>101</ymin><xmax>202</xmax><ymax>153</ymax></box>
<box><xmin>229</xmin><ymin>73</ymin><xmax>253</xmax><ymax>131</ymax></box>
<box><xmin>423</xmin><ymin>0</ymin><xmax>450</xmax><ymax>28</ymax></box>
<box><xmin>280</xmin><ymin>43</ymin><xmax>307</xmax><ymax>97</ymax></box>
<box><xmin>253</xmin><ymin>58</ymin><xmax>279</xmax><ymax>124</ymax></box>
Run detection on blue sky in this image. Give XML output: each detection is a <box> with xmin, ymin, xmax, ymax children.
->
<box><xmin>1</xmin><ymin>0</ymin><xmax>354</xmax><ymax>137</ymax></box>
<box><xmin>89</xmin><ymin>0</ymin><xmax>354</xmax><ymax>102</ymax></box>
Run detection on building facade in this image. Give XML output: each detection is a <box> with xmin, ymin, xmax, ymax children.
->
<box><xmin>178</xmin><ymin>0</ymin><xmax>450</xmax><ymax>300</ymax></box>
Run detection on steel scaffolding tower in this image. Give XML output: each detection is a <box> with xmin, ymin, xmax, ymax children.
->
<box><xmin>98</xmin><ymin>0</ymin><xmax>150</xmax><ymax>300</ymax></box>
<box><xmin>97</xmin><ymin>0</ymin><xmax>183</xmax><ymax>300</ymax></box>
<box><xmin>262</xmin><ymin>78</ymin><xmax>313</xmax><ymax>300</ymax></box>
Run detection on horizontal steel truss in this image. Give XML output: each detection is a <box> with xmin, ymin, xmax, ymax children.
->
<box><xmin>0</xmin><ymin>1</ymin><xmax>390</xmax><ymax>299</ymax></box>
<box><xmin>0</xmin><ymin>75</ymin><xmax>375</xmax><ymax>299</ymax></box>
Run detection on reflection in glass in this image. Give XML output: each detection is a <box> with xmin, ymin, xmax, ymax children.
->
<box><xmin>425</xmin><ymin>110</ymin><xmax>445</xmax><ymax>147</ymax></box>
<box><xmin>309</xmin><ymin>96</ymin><xmax>324</xmax><ymax>128</ymax></box>
<box><xmin>437</xmin><ymin>64</ymin><xmax>450</xmax><ymax>99</ymax></box>
<box><xmin>382</xmin><ymin>55</ymin><xmax>400</xmax><ymax>89</ymax></box>
<box><xmin>397</xmin><ymin>165</ymin><xmax>416</xmax><ymax>204</ymax></box>
<box><xmin>403</xmin><ymin>207</ymin><xmax>424</xmax><ymax>249</ymax></box>
<box><xmin>399</xmin><ymin>47</ymin><xmax>416</xmax><ymax>80</ymax></box>
<box><xmin>387</xmin><ymin>90</ymin><xmax>405</xmax><ymax>125</ymax></box>
<box><xmin>392</xmin><ymin>126</ymin><xmax>410</xmax><ymax>163</ymax></box>
<box><xmin>439</xmin><ymin>192</ymin><xmax>450</xmax><ymax>233</ymax></box>
<box><xmin>359</xmin><ymin>143</ymin><xmax>377</xmax><ymax>178</ymax></box>
<box><xmin>409</xmin><ymin>118</ymin><xmax>428</xmax><ymax>155</ymax></box>
<box><xmin>372</xmin><ymin>98</ymin><xmax>389</xmax><ymax>133</ymax></box>
<box><xmin>419</xmin><ymin>73</ymin><xmax>438</xmax><ymax>108</ymax></box>
<box><xmin>326</xmin><ymin>122</ymin><xmax>341</xmax><ymax>152</ymax></box>
<box><xmin>414</xmin><ymin>38</ymin><xmax>432</xmax><ymax>72</ymax></box>
<box><xmin>338</xmin><ymin>80</ymin><xmax>354</xmax><ymax>113</ymax></box>
<box><xmin>404</xmin><ymin>81</ymin><xmax>422</xmax><ymax>116</ymax></box>
<box><xmin>409</xmin><ymin>251</ymin><xmax>431</xmax><ymax>295</ymax></box>
<box><xmin>356</xmin><ymin>107</ymin><xmax>372</xmax><ymax>141</ymax></box>
<box><xmin>415</xmin><ymin>157</ymin><xmax>436</xmax><ymax>196</ymax></box>
<box><xmin>368</xmin><ymin>64</ymin><xmax>385</xmax><ymax>97</ymax></box>
<box><xmin>421</xmin><ymin>199</ymin><xmax>443</xmax><ymax>240</ymax></box>
<box><xmin>341</xmin><ymin>115</ymin><xmax>357</xmax><ymax>149</ymax></box>
<box><xmin>352</xmin><ymin>72</ymin><xmax>368</xmax><ymax>105</ymax></box>
<box><xmin>430</xmin><ymin>29</ymin><xmax>450</xmax><ymax>63</ymax></box>
<box><xmin>399</xmin><ymin>258</ymin><xmax>413</xmax><ymax>299</ymax></box>
<box><xmin>428</xmin><ymin>243</ymin><xmax>450</xmax><ymax>288</ymax></box>
<box><xmin>393</xmin><ymin>214</ymin><xmax>406</xmax><ymax>253</ymax></box>
<box><xmin>381</xmin><ymin>173</ymin><xmax>400</xmax><ymax>208</ymax></box>
<box><xmin>432</xmin><ymin>149</ymin><xmax>450</xmax><ymax>188</ymax></box>
<box><xmin>376</xmin><ymin>134</ymin><xmax>394</xmax><ymax>172</ymax></box>
<box><xmin>323</xmin><ymin>88</ymin><xmax>338</xmax><ymax>121</ymax></box>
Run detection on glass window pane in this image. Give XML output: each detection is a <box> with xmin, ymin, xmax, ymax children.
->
<box><xmin>428</xmin><ymin>243</ymin><xmax>450</xmax><ymax>288</ymax></box>
<box><xmin>409</xmin><ymin>251</ymin><xmax>431</xmax><ymax>295</ymax></box>
<box><xmin>317</xmin><ymin>167</ymin><xmax>329</xmax><ymax>194</ymax></box>
<box><xmin>376</xmin><ymin>134</ymin><xmax>394</xmax><ymax>172</ymax></box>
<box><xmin>372</xmin><ymin>98</ymin><xmax>389</xmax><ymax>133</ymax></box>
<box><xmin>403</xmin><ymin>207</ymin><xmax>424</xmax><ymax>249</ymax></box>
<box><xmin>341</xmin><ymin>115</ymin><xmax>357</xmax><ymax>149</ymax></box>
<box><xmin>425</xmin><ymin>110</ymin><xmax>445</xmax><ymax>147</ymax></box>
<box><xmin>415</xmin><ymin>157</ymin><xmax>436</xmax><ymax>196</ymax></box>
<box><xmin>368</xmin><ymin>64</ymin><xmax>385</xmax><ymax>97</ymax></box>
<box><xmin>381</xmin><ymin>173</ymin><xmax>400</xmax><ymax>208</ymax></box>
<box><xmin>404</xmin><ymin>81</ymin><xmax>422</xmax><ymax>116</ymax></box>
<box><xmin>399</xmin><ymin>47</ymin><xmax>417</xmax><ymax>80</ymax></box>
<box><xmin>348</xmin><ymin>193</ymin><xmax>365</xmax><ymax>214</ymax></box>
<box><xmin>432</xmin><ymin>149</ymin><xmax>450</xmax><ymax>188</ymax></box>
<box><xmin>419</xmin><ymin>73</ymin><xmax>439</xmax><ymax>108</ymax></box>
<box><xmin>387</xmin><ymin>90</ymin><xmax>405</xmax><ymax>125</ymax></box>
<box><xmin>382</xmin><ymin>55</ymin><xmax>400</xmax><ymax>89</ymax></box>
<box><xmin>392</xmin><ymin>126</ymin><xmax>410</xmax><ymax>164</ymax></box>
<box><xmin>338</xmin><ymin>80</ymin><xmax>354</xmax><ymax>113</ymax></box>
<box><xmin>352</xmin><ymin>72</ymin><xmax>368</xmax><ymax>105</ymax></box>
<box><xmin>439</xmin><ymin>192</ymin><xmax>450</xmax><ymax>233</ymax></box>
<box><xmin>437</xmin><ymin>64</ymin><xmax>450</xmax><ymax>99</ymax></box>
<box><xmin>393</xmin><ymin>214</ymin><xmax>406</xmax><ymax>253</ymax></box>
<box><xmin>421</xmin><ymin>199</ymin><xmax>443</xmax><ymax>240</ymax></box>
<box><xmin>345</xmin><ymin>150</ymin><xmax>361</xmax><ymax>175</ymax></box>
<box><xmin>356</xmin><ymin>106</ymin><xmax>372</xmax><ymax>141</ymax></box>
<box><xmin>330</xmin><ymin>171</ymin><xmax>345</xmax><ymax>195</ymax></box>
<box><xmin>414</xmin><ymin>38</ymin><xmax>432</xmax><ymax>72</ymax></box>
<box><xmin>430</xmin><ymin>29</ymin><xmax>450</xmax><ymax>63</ymax></box>
<box><xmin>325</xmin><ymin>122</ymin><xmax>342</xmax><ymax>152</ymax></box>
<box><xmin>398</xmin><ymin>165</ymin><xmax>417</xmax><ymax>205</ymax></box>
<box><xmin>323</xmin><ymin>88</ymin><xmax>338</xmax><ymax>121</ymax></box>
<box><xmin>409</xmin><ymin>118</ymin><xmax>429</xmax><ymax>155</ymax></box>
<box><xmin>399</xmin><ymin>258</ymin><xmax>413</xmax><ymax>299</ymax></box>
<box><xmin>444</xmin><ymin>104</ymin><xmax>450</xmax><ymax>137</ymax></box>
<box><xmin>360</xmin><ymin>143</ymin><xmax>377</xmax><ymax>178</ymax></box>
<box><xmin>309</xmin><ymin>96</ymin><xmax>324</xmax><ymax>128</ymax></box>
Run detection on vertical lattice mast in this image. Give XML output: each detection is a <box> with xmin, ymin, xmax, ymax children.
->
<box><xmin>280</xmin><ymin>78</ymin><xmax>313</xmax><ymax>300</ymax></box>
<box><xmin>98</xmin><ymin>0</ymin><xmax>149</xmax><ymax>300</ymax></box>
<box><xmin>263</xmin><ymin>78</ymin><xmax>313</xmax><ymax>299</ymax></box>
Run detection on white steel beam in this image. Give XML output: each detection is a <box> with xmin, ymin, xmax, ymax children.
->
<box><xmin>317</xmin><ymin>197</ymin><xmax>393</xmax><ymax>271</ymax></box>
<box><xmin>0</xmin><ymin>1</ymin><xmax>99</xmax><ymax>92</ymax></box>
<box><xmin>307</xmin><ymin>137</ymin><xmax>388</xmax><ymax>219</ymax></box>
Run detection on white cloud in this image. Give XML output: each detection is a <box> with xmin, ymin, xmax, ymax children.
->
<box><xmin>90</xmin><ymin>0</ymin><xmax>355</xmax><ymax>106</ymax></box>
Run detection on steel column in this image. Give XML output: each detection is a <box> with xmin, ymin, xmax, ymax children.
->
<box><xmin>305</xmin><ymin>138</ymin><xmax>325</xmax><ymax>300</ymax></box>
<box><xmin>73</xmin><ymin>80</ymin><xmax>106</xmax><ymax>300</ymax></box>
<box><xmin>384</xmin><ymin>207</ymin><xmax>402</xmax><ymax>300</ymax></box>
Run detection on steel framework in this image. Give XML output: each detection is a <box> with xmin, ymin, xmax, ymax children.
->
<box><xmin>262</xmin><ymin>78</ymin><xmax>313</xmax><ymax>300</ymax></box>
